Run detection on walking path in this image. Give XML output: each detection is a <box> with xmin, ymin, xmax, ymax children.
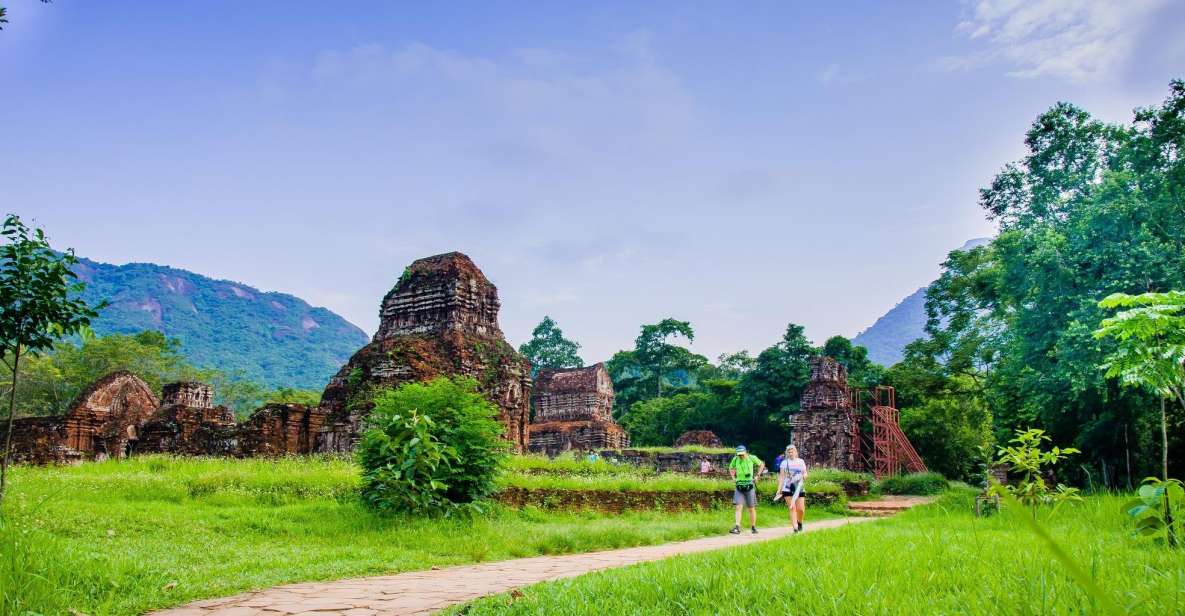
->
<box><xmin>154</xmin><ymin>504</ymin><xmax>932</xmax><ymax>616</ymax></box>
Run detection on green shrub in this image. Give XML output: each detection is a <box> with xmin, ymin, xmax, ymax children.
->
<box><xmin>809</xmin><ymin>468</ymin><xmax>873</xmax><ymax>485</ymax></box>
<box><xmin>357</xmin><ymin>377</ymin><xmax>508</xmax><ymax>513</ymax></box>
<box><xmin>875</xmin><ymin>472</ymin><xmax>949</xmax><ymax>495</ymax></box>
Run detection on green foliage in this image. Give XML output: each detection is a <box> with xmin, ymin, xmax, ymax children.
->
<box><xmin>821</xmin><ymin>335</ymin><xmax>884</xmax><ymax>388</ymax></box>
<box><xmin>0</xmin><ymin>456</ymin><xmax>748</xmax><ymax>616</ymax></box>
<box><xmin>72</xmin><ymin>257</ymin><xmax>369</xmax><ymax>389</ymax></box>
<box><xmin>1122</xmin><ymin>477</ymin><xmax>1185</xmax><ymax>547</ymax></box>
<box><xmin>518</xmin><ymin>316</ymin><xmax>583</xmax><ymax>376</ymax></box>
<box><xmin>899</xmin><ymin>386</ymin><xmax>994</xmax><ymax>482</ymax></box>
<box><xmin>357</xmin><ymin>377</ymin><xmax>508</xmax><ymax>513</ymax></box>
<box><xmin>874</xmin><ymin>472</ymin><xmax>949</xmax><ymax>495</ymax></box>
<box><xmin>1</xmin><ymin>214</ymin><xmax>104</xmax><ymax>501</ymax></box>
<box><xmin>263</xmin><ymin>387</ymin><xmax>321</xmax><ymax>406</ymax></box>
<box><xmin>992</xmin><ymin>428</ymin><xmax>1082</xmax><ymax>517</ymax></box>
<box><xmin>1095</xmin><ymin>290</ymin><xmax>1185</xmax><ymax>480</ymax></box>
<box><xmin>906</xmin><ymin>81</ymin><xmax>1185</xmax><ymax>484</ymax></box>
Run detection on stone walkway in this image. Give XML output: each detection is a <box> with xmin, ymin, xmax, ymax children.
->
<box><xmin>151</xmin><ymin>517</ymin><xmax>876</xmax><ymax>616</ymax></box>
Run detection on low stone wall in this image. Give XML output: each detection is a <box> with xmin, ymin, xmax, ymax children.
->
<box><xmin>494</xmin><ymin>486</ymin><xmax>839</xmax><ymax>513</ymax></box>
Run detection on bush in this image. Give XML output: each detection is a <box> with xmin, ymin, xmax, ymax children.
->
<box><xmin>875</xmin><ymin>472</ymin><xmax>949</xmax><ymax>496</ymax></box>
<box><xmin>357</xmin><ymin>377</ymin><xmax>508</xmax><ymax>513</ymax></box>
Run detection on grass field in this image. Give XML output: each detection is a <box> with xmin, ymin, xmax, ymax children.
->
<box><xmin>0</xmin><ymin>455</ymin><xmax>809</xmax><ymax>616</ymax></box>
<box><xmin>448</xmin><ymin>489</ymin><xmax>1185</xmax><ymax>615</ymax></box>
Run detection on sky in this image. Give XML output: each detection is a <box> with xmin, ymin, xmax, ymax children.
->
<box><xmin>3</xmin><ymin>0</ymin><xmax>1184</xmax><ymax>364</ymax></box>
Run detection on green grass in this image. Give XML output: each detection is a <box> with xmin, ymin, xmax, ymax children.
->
<box><xmin>505</xmin><ymin>453</ymin><xmax>653</xmax><ymax>477</ymax></box>
<box><xmin>0</xmin><ymin>456</ymin><xmax>805</xmax><ymax>616</ymax></box>
<box><xmin>807</xmin><ymin>467</ymin><xmax>873</xmax><ymax>485</ymax></box>
<box><xmin>448</xmin><ymin>489</ymin><xmax>1185</xmax><ymax>615</ymax></box>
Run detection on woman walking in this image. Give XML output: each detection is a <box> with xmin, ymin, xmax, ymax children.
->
<box><xmin>777</xmin><ymin>445</ymin><xmax>808</xmax><ymax>533</ymax></box>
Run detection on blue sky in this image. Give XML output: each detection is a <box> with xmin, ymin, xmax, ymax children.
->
<box><xmin>4</xmin><ymin>0</ymin><xmax>1184</xmax><ymax>363</ymax></box>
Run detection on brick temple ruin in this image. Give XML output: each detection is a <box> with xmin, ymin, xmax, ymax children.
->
<box><xmin>316</xmin><ymin>252</ymin><xmax>532</xmax><ymax>453</ymax></box>
<box><xmin>527</xmin><ymin>363</ymin><xmax>629</xmax><ymax>455</ymax></box>
<box><xmin>674</xmin><ymin>430</ymin><xmax>724</xmax><ymax>448</ymax></box>
<box><xmin>791</xmin><ymin>356</ymin><xmax>926</xmax><ymax>478</ymax></box>
<box><xmin>0</xmin><ymin>371</ymin><xmax>160</xmax><ymax>464</ymax></box>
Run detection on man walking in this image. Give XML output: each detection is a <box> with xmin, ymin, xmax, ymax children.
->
<box><xmin>728</xmin><ymin>445</ymin><xmax>765</xmax><ymax>534</ymax></box>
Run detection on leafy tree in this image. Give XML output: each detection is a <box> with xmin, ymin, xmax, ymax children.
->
<box><xmin>0</xmin><ymin>214</ymin><xmax>102</xmax><ymax>503</ymax></box>
<box><xmin>607</xmin><ymin>319</ymin><xmax>710</xmax><ymax>416</ymax></box>
<box><xmin>821</xmin><ymin>335</ymin><xmax>884</xmax><ymax>388</ymax></box>
<box><xmin>716</xmin><ymin>351</ymin><xmax>756</xmax><ymax>380</ymax></box>
<box><xmin>1095</xmin><ymin>290</ymin><xmax>1185</xmax><ymax>481</ymax></box>
<box><xmin>264</xmin><ymin>387</ymin><xmax>322</xmax><ymax>406</ymax></box>
<box><xmin>356</xmin><ymin>377</ymin><xmax>507</xmax><ymax>513</ymax></box>
<box><xmin>909</xmin><ymin>81</ymin><xmax>1185</xmax><ymax>483</ymax></box>
<box><xmin>740</xmin><ymin>323</ymin><xmax>816</xmax><ymax>420</ymax></box>
<box><xmin>899</xmin><ymin>383</ymin><xmax>993</xmax><ymax>482</ymax></box>
<box><xmin>518</xmin><ymin>316</ymin><xmax>583</xmax><ymax>376</ymax></box>
<box><xmin>622</xmin><ymin>391</ymin><xmax>717</xmax><ymax>447</ymax></box>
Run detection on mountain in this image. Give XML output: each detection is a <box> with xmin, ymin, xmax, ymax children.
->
<box><xmin>853</xmin><ymin>238</ymin><xmax>991</xmax><ymax>367</ymax></box>
<box><xmin>72</xmin><ymin>258</ymin><xmax>370</xmax><ymax>389</ymax></box>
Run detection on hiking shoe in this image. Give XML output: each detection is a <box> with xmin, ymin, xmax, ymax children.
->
<box><xmin>729</xmin><ymin>525</ymin><xmax>741</xmax><ymax>535</ymax></box>
<box><xmin>798</xmin><ymin>522</ymin><xmax>804</xmax><ymax>531</ymax></box>
<box><xmin>750</xmin><ymin>526</ymin><xmax>758</xmax><ymax>534</ymax></box>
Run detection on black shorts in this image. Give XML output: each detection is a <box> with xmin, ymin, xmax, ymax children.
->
<box><xmin>780</xmin><ymin>485</ymin><xmax>803</xmax><ymax>498</ymax></box>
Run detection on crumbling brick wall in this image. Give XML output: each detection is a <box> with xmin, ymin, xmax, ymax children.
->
<box><xmin>0</xmin><ymin>370</ymin><xmax>160</xmax><ymax>464</ymax></box>
<box><xmin>237</xmin><ymin>404</ymin><xmax>327</xmax><ymax>455</ymax></box>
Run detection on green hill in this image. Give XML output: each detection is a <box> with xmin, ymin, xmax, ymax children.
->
<box><xmin>853</xmin><ymin>238</ymin><xmax>990</xmax><ymax>366</ymax></box>
<box><xmin>72</xmin><ymin>258</ymin><xmax>370</xmax><ymax>389</ymax></box>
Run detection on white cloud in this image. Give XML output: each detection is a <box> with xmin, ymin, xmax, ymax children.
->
<box><xmin>941</xmin><ymin>0</ymin><xmax>1169</xmax><ymax>82</ymax></box>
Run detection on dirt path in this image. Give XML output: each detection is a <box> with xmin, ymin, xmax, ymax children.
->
<box><xmin>153</xmin><ymin>515</ymin><xmax>893</xmax><ymax>616</ymax></box>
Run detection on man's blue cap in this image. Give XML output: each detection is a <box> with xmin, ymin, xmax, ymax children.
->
<box><xmin>736</xmin><ymin>445</ymin><xmax>747</xmax><ymax>453</ymax></box>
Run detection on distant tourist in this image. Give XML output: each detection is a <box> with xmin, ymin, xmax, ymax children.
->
<box><xmin>776</xmin><ymin>445</ymin><xmax>808</xmax><ymax>533</ymax></box>
<box><xmin>585</xmin><ymin>451</ymin><xmax>600</xmax><ymax>463</ymax></box>
<box><xmin>728</xmin><ymin>445</ymin><xmax>765</xmax><ymax>535</ymax></box>
<box><xmin>699</xmin><ymin>457</ymin><xmax>713</xmax><ymax>474</ymax></box>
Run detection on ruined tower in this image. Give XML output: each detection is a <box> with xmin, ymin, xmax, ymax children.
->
<box><xmin>790</xmin><ymin>356</ymin><xmax>861</xmax><ymax>470</ymax></box>
<box><xmin>317</xmin><ymin>252</ymin><xmax>532</xmax><ymax>452</ymax></box>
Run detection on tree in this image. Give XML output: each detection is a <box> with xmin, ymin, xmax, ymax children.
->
<box><xmin>1095</xmin><ymin>290</ymin><xmax>1185</xmax><ymax>480</ymax></box>
<box><xmin>821</xmin><ymin>335</ymin><xmax>884</xmax><ymax>388</ymax></box>
<box><xmin>908</xmin><ymin>81</ymin><xmax>1185</xmax><ymax>483</ymax></box>
<box><xmin>740</xmin><ymin>323</ymin><xmax>816</xmax><ymax>420</ymax></box>
<box><xmin>0</xmin><ymin>215</ymin><xmax>102</xmax><ymax>504</ymax></box>
<box><xmin>716</xmin><ymin>351</ymin><xmax>756</xmax><ymax>380</ymax></box>
<box><xmin>518</xmin><ymin>316</ymin><xmax>583</xmax><ymax>376</ymax></box>
<box><xmin>635</xmin><ymin>318</ymin><xmax>695</xmax><ymax>398</ymax></box>
<box><xmin>607</xmin><ymin>319</ymin><xmax>709</xmax><ymax>416</ymax></box>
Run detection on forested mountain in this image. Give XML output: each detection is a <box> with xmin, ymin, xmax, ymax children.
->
<box><xmin>853</xmin><ymin>238</ymin><xmax>990</xmax><ymax>366</ymax></box>
<box><xmin>72</xmin><ymin>258</ymin><xmax>369</xmax><ymax>389</ymax></box>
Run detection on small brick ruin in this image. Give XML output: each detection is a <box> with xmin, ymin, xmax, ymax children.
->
<box><xmin>137</xmin><ymin>382</ymin><xmax>239</xmax><ymax>456</ymax></box>
<box><xmin>316</xmin><ymin>252</ymin><xmax>532</xmax><ymax>453</ymax></box>
<box><xmin>790</xmin><ymin>356</ymin><xmax>861</xmax><ymax>470</ymax></box>
<box><xmin>0</xmin><ymin>371</ymin><xmax>160</xmax><ymax>464</ymax></box>
<box><xmin>527</xmin><ymin>363</ymin><xmax>629</xmax><ymax>456</ymax></box>
<box><xmin>674</xmin><ymin>430</ymin><xmax>724</xmax><ymax>448</ymax></box>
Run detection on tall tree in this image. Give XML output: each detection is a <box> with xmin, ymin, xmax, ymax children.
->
<box><xmin>0</xmin><ymin>215</ymin><xmax>102</xmax><ymax>503</ymax></box>
<box><xmin>634</xmin><ymin>318</ymin><xmax>695</xmax><ymax>398</ymax></box>
<box><xmin>518</xmin><ymin>316</ymin><xmax>583</xmax><ymax>376</ymax></box>
<box><xmin>820</xmin><ymin>335</ymin><xmax>884</xmax><ymax>388</ymax></box>
<box><xmin>914</xmin><ymin>81</ymin><xmax>1185</xmax><ymax>482</ymax></box>
<box><xmin>1096</xmin><ymin>291</ymin><xmax>1185</xmax><ymax>480</ymax></box>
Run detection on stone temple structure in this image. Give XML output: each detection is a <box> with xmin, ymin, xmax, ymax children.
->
<box><xmin>316</xmin><ymin>252</ymin><xmax>532</xmax><ymax>453</ymax></box>
<box><xmin>0</xmin><ymin>371</ymin><xmax>159</xmax><ymax>464</ymax></box>
<box><xmin>528</xmin><ymin>363</ymin><xmax>629</xmax><ymax>455</ymax></box>
<box><xmin>790</xmin><ymin>356</ymin><xmax>861</xmax><ymax>470</ymax></box>
<box><xmin>137</xmin><ymin>381</ymin><xmax>238</xmax><ymax>456</ymax></box>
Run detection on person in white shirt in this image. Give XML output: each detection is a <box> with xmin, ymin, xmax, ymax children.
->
<box><xmin>776</xmin><ymin>445</ymin><xmax>808</xmax><ymax>533</ymax></box>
